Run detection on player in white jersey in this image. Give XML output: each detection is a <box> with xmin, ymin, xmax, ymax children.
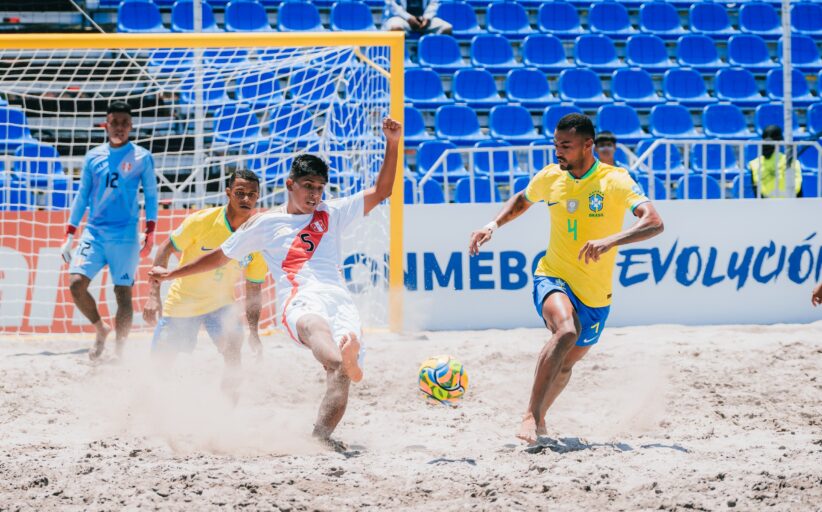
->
<box><xmin>149</xmin><ymin>117</ymin><xmax>402</xmax><ymax>444</ymax></box>
<box><xmin>60</xmin><ymin>101</ymin><xmax>158</xmax><ymax>360</ymax></box>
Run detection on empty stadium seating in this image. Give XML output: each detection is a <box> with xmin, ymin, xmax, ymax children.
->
<box><xmin>452</xmin><ymin>69</ymin><xmax>505</xmax><ymax>108</ymax></box>
<box><xmin>225</xmin><ymin>0</ymin><xmax>272</xmax><ymax>31</ymax></box>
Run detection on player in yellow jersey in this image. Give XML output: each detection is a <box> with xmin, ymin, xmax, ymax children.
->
<box><xmin>469</xmin><ymin>114</ymin><xmax>665</xmax><ymax>445</ymax></box>
<box><xmin>143</xmin><ymin>170</ymin><xmax>267</xmax><ymax>390</ymax></box>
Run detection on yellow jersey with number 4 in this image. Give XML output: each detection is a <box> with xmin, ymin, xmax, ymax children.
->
<box><xmin>524</xmin><ymin>160</ymin><xmax>649</xmax><ymax>308</ymax></box>
<box><xmin>163</xmin><ymin>206</ymin><xmax>268</xmax><ymax>318</ymax></box>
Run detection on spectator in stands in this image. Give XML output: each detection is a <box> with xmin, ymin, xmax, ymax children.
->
<box><xmin>383</xmin><ymin>0</ymin><xmax>452</xmax><ymax>35</ymax></box>
<box><xmin>747</xmin><ymin>125</ymin><xmax>802</xmax><ymax>198</ymax></box>
<box><xmin>594</xmin><ymin>131</ymin><xmax>617</xmax><ymax>167</ymax></box>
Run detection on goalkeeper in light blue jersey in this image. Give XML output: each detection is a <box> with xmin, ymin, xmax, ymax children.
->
<box><xmin>60</xmin><ymin>101</ymin><xmax>158</xmax><ymax>360</ymax></box>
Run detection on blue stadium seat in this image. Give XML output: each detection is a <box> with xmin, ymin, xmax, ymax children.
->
<box><xmin>486</xmin><ymin>2</ymin><xmax>534</xmax><ymax>39</ymax></box>
<box><xmin>419</xmin><ymin>179</ymin><xmax>446</xmax><ymax>204</ymax></box>
<box><xmin>347</xmin><ymin>64</ymin><xmax>388</xmax><ymax>102</ymax></box>
<box><xmin>689</xmin><ymin>2</ymin><xmax>737</xmax><ymax>38</ymax></box>
<box><xmin>792</xmin><ymin>2</ymin><xmax>822</xmax><ymax>37</ymax></box>
<box><xmin>799</xmin><ymin>145</ymin><xmax>820</xmax><ymax>173</ymax></box>
<box><xmin>505</xmin><ymin>68</ymin><xmax>558</xmax><ymax>108</ymax></box>
<box><xmin>529</xmin><ymin>141</ymin><xmax>556</xmax><ymax>171</ymax></box>
<box><xmin>473</xmin><ymin>140</ymin><xmax>523</xmax><ymax>177</ymax></box>
<box><xmin>277</xmin><ymin>1</ymin><xmax>324</xmax><ymax>31</ymax></box>
<box><xmin>247</xmin><ymin>141</ymin><xmax>289</xmax><ymax>183</ymax></box>
<box><xmin>728</xmin><ymin>35</ymin><xmax>776</xmax><ymax>72</ymax></box>
<box><xmin>489</xmin><ymin>105</ymin><xmax>540</xmax><ymax>144</ymax></box>
<box><xmin>703</xmin><ymin>104</ymin><xmax>755</xmax><ymax>139</ymax></box>
<box><xmin>639</xmin><ymin>2</ymin><xmax>685</xmax><ymax>39</ymax></box>
<box><xmin>753</xmin><ymin>104</ymin><xmax>804</xmax><ymax>138</ymax></box>
<box><xmin>589</xmin><ymin>1</ymin><xmax>637</xmax><ymax>39</ymax></box>
<box><xmin>117</xmin><ymin>0</ymin><xmax>168</xmax><ymax>32</ymax></box>
<box><xmin>513</xmin><ymin>175</ymin><xmax>530</xmax><ymax>194</ymax></box>
<box><xmin>204</xmin><ymin>48</ymin><xmax>249</xmax><ymax>66</ymax></box>
<box><xmin>634</xmin><ymin>139</ymin><xmax>686</xmax><ymax>178</ymax></box>
<box><xmin>437</xmin><ymin>1</ymin><xmax>481</xmax><ymax>40</ymax></box>
<box><xmin>0</xmin><ymin>107</ymin><xmax>35</xmax><ymax>152</ymax></box>
<box><xmin>557</xmin><ymin>68</ymin><xmax>610</xmax><ymax>107</ymax></box>
<box><xmin>419</xmin><ymin>34</ymin><xmax>467</xmax><ymax>72</ymax></box>
<box><xmin>765</xmin><ymin>68</ymin><xmax>816</xmax><ymax>106</ymax></box>
<box><xmin>574</xmin><ymin>34</ymin><xmax>622</xmax><ymax>72</ymax></box>
<box><xmin>596</xmin><ymin>104</ymin><xmax>651</xmax><ymax>144</ymax></box>
<box><xmin>328</xmin><ymin>103</ymin><xmax>376</xmax><ymax>142</ymax></box>
<box><xmin>663</xmin><ymin>69</ymin><xmax>717</xmax><ymax>107</ymax></box>
<box><xmin>537</xmin><ymin>1</ymin><xmax>583</xmax><ymax>39</ymax></box>
<box><xmin>676</xmin><ymin>34</ymin><xmax>725</xmax><ymax>72</ymax></box>
<box><xmin>452</xmin><ymin>68</ymin><xmax>505</xmax><ymax>108</ymax></box>
<box><xmin>0</xmin><ymin>175</ymin><xmax>32</xmax><ymax>211</ymax></box>
<box><xmin>225</xmin><ymin>0</ymin><xmax>271</xmax><ymax>31</ymax></box>
<box><xmin>690</xmin><ymin>143</ymin><xmax>742</xmax><ymax>178</ymax></box>
<box><xmin>267</xmin><ymin>104</ymin><xmax>319</xmax><ymax>142</ymax></box>
<box><xmin>542</xmin><ymin>105</ymin><xmax>582</xmax><ymax>139</ymax></box>
<box><xmin>237</xmin><ymin>71</ymin><xmax>283</xmax><ymax>108</ymax></box>
<box><xmin>470</xmin><ymin>34</ymin><xmax>517</xmax><ymax>73</ymax></box>
<box><xmin>435</xmin><ymin>105</ymin><xmax>484</xmax><ymax>146</ymax></box>
<box><xmin>715</xmin><ymin>68</ymin><xmax>767</xmax><ymax>106</ymax></box>
<box><xmin>148</xmin><ymin>49</ymin><xmax>193</xmax><ymax>72</ymax></box>
<box><xmin>521</xmin><ymin>35</ymin><xmax>571</xmax><ymax>72</ymax></box>
<box><xmin>802</xmin><ymin>173</ymin><xmax>820</xmax><ymax>198</ymax></box>
<box><xmin>171</xmin><ymin>0</ymin><xmax>219</xmax><ymax>32</ymax></box>
<box><xmin>739</xmin><ymin>2</ymin><xmax>781</xmax><ymax>39</ymax></box>
<box><xmin>809</xmin><ymin>103</ymin><xmax>822</xmax><ymax>135</ymax></box>
<box><xmin>416</xmin><ymin>140</ymin><xmax>468</xmax><ymax>181</ymax></box>
<box><xmin>675</xmin><ymin>175</ymin><xmax>722</xmax><ymax>200</ymax></box>
<box><xmin>290</xmin><ymin>68</ymin><xmax>337</xmax><ymax>107</ymax></box>
<box><xmin>403</xmin><ymin>177</ymin><xmax>416</xmax><ymax>204</ymax></box>
<box><xmin>778</xmin><ymin>36</ymin><xmax>822</xmax><ymax>72</ymax></box>
<box><xmin>455</xmin><ymin>177</ymin><xmax>502</xmax><ymax>203</ymax></box>
<box><xmin>626</xmin><ymin>34</ymin><xmax>675</xmax><ymax>71</ymax></box>
<box><xmin>212</xmin><ymin>105</ymin><xmax>260</xmax><ymax>145</ymax></box>
<box><xmin>330</xmin><ymin>1</ymin><xmax>375</xmax><ymax>31</ymax></box>
<box><xmin>636</xmin><ymin>175</ymin><xmax>668</xmax><ymax>200</ymax></box>
<box><xmin>649</xmin><ymin>104</ymin><xmax>701</xmax><ymax>139</ymax></box>
<box><xmin>404</xmin><ymin>106</ymin><xmax>434</xmax><ymax>147</ymax></box>
<box><xmin>728</xmin><ymin>173</ymin><xmax>756</xmax><ymax>199</ymax></box>
<box><xmin>13</xmin><ymin>143</ymin><xmax>64</xmax><ymax>187</ymax></box>
<box><xmin>405</xmin><ymin>68</ymin><xmax>451</xmax><ymax>109</ymax></box>
<box><xmin>610</xmin><ymin>68</ymin><xmax>659</xmax><ymax>107</ymax></box>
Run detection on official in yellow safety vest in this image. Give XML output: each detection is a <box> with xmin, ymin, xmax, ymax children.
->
<box><xmin>747</xmin><ymin>125</ymin><xmax>802</xmax><ymax>198</ymax></box>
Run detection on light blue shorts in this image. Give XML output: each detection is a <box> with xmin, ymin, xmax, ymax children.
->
<box><xmin>151</xmin><ymin>305</ymin><xmax>240</xmax><ymax>354</ymax></box>
<box><xmin>532</xmin><ymin>275</ymin><xmax>611</xmax><ymax>347</ymax></box>
<box><xmin>69</xmin><ymin>235</ymin><xmax>140</xmax><ymax>286</ymax></box>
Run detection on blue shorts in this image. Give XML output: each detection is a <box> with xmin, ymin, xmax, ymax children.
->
<box><xmin>532</xmin><ymin>275</ymin><xmax>611</xmax><ymax>347</ymax></box>
<box><xmin>151</xmin><ymin>306</ymin><xmax>240</xmax><ymax>354</ymax></box>
<box><xmin>69</xmin><ymin>235</ymin><xmax>140</xmax><ymax>286</ymax></box>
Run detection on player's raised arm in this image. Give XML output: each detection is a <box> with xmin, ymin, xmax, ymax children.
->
<box><xmin>578</xmin><ymin>202</ymin><xmax>665</xmax><ymax>264</ymax></box>
<box><xmin>148</xmin><ymin>248</ymin><xmax>230</xmax><ymax>283</ymax></box>
<box><xmin>363</xmin><ymin>117</ymin><xmax>402</xmax><ymax>215</ymax></box>
<box><xmin>468</xmin><ymin>191</ymin><xmax>535</xmax><ymax>256</ymax></box>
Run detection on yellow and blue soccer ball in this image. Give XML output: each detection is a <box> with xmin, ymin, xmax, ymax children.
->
<box><xmin>418</xmin><ymin>355</ymin><xmax>468</xmax><ymax>405</ymax></box>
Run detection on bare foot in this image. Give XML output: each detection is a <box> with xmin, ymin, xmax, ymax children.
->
<box><xmin>114</xmin><ymin>338</ymin><xmax>126</xmax><ymax>359</ymax></box>
<box><xmin>339</xmin><ymin>333</ymin><xmax>363</xmax><ymax>383</ymax></box>
<box><xmin>516</xmin><ymin>413</ymin><xmax>538</xmax><ymax>445</ymax></box>
<box><xmin>88</xmin><ymin>323</ymin><xmax>111</xmax><ymax>361</ymax></box>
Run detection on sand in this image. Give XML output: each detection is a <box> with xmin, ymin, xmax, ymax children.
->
<box><xmin>1</xmin><ymin>322</ymin><xmax>820</xmax><ymax>511</ymax></box>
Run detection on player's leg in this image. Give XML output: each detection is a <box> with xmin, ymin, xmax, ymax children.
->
<box><xmin>112</xmin><ymin>286</ymin><xmax>133</xmax><ymax>356</ymax></box>
<box><xmin>518</xmin><ymin>278</ymin><xmax>582</xmax><ymax>444</ymax></box>
<box><xmin>68</xmin><ymin>237</ymin><xmax>111</xmax><ymax>359</ymax></box>
<box><xmin>204</xmin><ymin>306</ymin><xmax>243</xmax><ymax>403</ymax></box>
<box><xmin>107</xmin><ymin>240</ymin><xmax>141</xmax><ymax>356</ymax></box>
<box><xmin>150</xmin><ymin>314</ymin><xmax>201</xmax><ymax>369</ymax></box>
<box><xmin>535</xmin><ymin>344</ymin><xmax>590</xmax><ymax>436</ymax></box>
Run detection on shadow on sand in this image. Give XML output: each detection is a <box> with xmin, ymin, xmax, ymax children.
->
<box><xmin>522</xmin><ymin>437</ymin><xmax>689</xmax><ymax>455</ymax></box>
<box><xmin>10</xmin><ymin>349</ymin><xmax>89</xmax><ymax>357</ymax></box>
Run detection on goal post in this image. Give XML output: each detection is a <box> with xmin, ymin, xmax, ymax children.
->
<box><xmin>0</xmin><ymin>32</ymin><xmax>405</xmax><ymax>335</ymax></box>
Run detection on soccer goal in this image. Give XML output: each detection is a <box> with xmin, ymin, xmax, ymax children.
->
<box><xmin>0</xmin><ymin>32</ymin><xmax>405</xmax><ymax>335</ymax></box>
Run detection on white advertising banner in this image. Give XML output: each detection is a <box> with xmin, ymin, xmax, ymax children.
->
<box><xmin>397</xmin><ymin>199</ymin><xmax>822</xmax><ymax>330</ymax></box>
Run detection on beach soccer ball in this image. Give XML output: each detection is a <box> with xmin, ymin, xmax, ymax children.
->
<box><xmin>418</xmin><ymin>355</ymin><xmax>469</xmax><ymax>405</ymax></box>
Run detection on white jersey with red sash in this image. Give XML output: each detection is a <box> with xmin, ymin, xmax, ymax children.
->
<box><xmin>221</xmin><ymin>192</ymin><xmax>365</xmax><ymax>343</ymax></box>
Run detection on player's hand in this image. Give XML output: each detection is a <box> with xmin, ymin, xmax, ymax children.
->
<box><xmin>578</xmin><ymin>238</ymin><xmax>615</xmax><ymax>264</ymax></box>
<box><xmin>60</xmin><ymin>234</ymin><xmax>74</xmax><ymax>264</ymax></box>
<box><xmin>383</xmin><ymin>117</ymin><xmax>402</xmax><ymax>144</ymax></box>
<box><xmin>248</xmin><ymin>331</ymin><xmax>263</xmax><ymax>360</ymax></box>
<box><xmin>143</xmin><ymin>294</ymin><xmax>162</xmax><ymax>326</ymax></box>
<box><xmin>469</xmin><ymin>227</ymin><xmax>493</xmax><ymax>256</ymax></box>
<box><xmin>140</xmin><ymin>231</ymin><xmax>154</xmax><ymax>258</ymax></box>
<box><xmin>812</xmin><ymin>282</ymin><xmax>822</xmax><ymax>307</ymax></box>
<box><xmin>148</xmin><ymin>265</ymin><xmax>171</xmax><ymax>283</ymax></box>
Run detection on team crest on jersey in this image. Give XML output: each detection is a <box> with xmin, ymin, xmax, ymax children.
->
<box><xmin>120</xmin><ymin>162</ymin><xmax>133</xmax><ymax>172</ymax></box>
<box><xmin>240</xmin><ymin>254</ymin><xmax>253</xmax><ymax>268</ymax></box>
<box><xmin>567</xmin><ymin>199</ymin><xmax>579</xmax><ymax>213</ymax></box>
<box><xmin>588</xmin><ymin>192</ymin><xmax>604</xmax><ymax>217</ymax></box>
<box><xmin>310</xmin><ymin>219</ymin><xmax>327</xmax><ymax>233</ymax></box>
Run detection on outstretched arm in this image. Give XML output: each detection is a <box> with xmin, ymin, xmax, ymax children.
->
<box><xmin>578</xmin><ymin>202</ymin><xmax>664</xmax><ymax>264</ymax></box>
<box><xmin>468</xmin><ymin>191</ymin><xmax>534</xmax><ymax>256</ymax></box>
<box><xmin>245</xmin><ymin>281</ymin><xmax>263</xmax><ymax>358</ymax></box>
<box><xmin>142</xmin><ymin>238</ymin><xmax>176</xmax><ymax>325</ymax></box>
<box><xmin>148</xmin><ymin>248</ymin><xmax>230</xmax><ymax>282</ymax></box>
<box><xmin>363</xmin><ymin>117</ymin><xmax>402</xmax><ymax>215</ymax></box>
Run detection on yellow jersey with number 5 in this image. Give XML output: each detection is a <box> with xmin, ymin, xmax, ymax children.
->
<box><xmin>524</xmin><ymin>160</ymin><xmax>649</xmax><ymax>308</ymax></box>
<box><xmin>163</xmin><ymin>206</ymin><xmax>268</xmax><ymax>318</ymax></box>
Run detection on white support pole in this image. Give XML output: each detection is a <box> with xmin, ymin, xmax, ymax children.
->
<box><xmin>782</xmin><ymin>0</ymin><xmax>795</xmax><ymax>197</ymax></box>
<box><xmin>193</xmin><ymin>0</ymin><xmax>206</xmax><ymax>203</ymax></box>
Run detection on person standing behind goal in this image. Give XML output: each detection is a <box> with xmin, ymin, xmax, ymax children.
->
<box><xmin>60</xmin><ymin>101</ymin><xmax>158</xmax><ymax>361</ymax></box>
